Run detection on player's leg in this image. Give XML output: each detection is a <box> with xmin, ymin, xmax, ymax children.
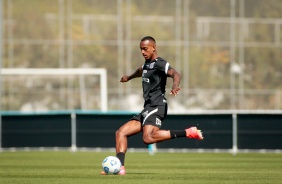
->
<box><xmin>101</xmin><ymin>120</ymin><xmax>142</xmax><ymax>175</ymax></box>
<box><xmin>116</xmin><ymin>120</ymin><xmax>142</xmax><ymax>175</ymax></box>
<box><xmin>115</xmin><ymin>119</ymin><xmax>142</xmax><ymax>156</ymax></box>
<box><xmin>142</xmin><ymin>125</ymin><xmax>169</xmax><ymax>144</ymax></box>
<box><xmin>142</xmin><ymin>125</ymin><xmax>203</xmax><ymax>144</ymax></box>
<box><xmin>142</xmin><ymin>105</ymin><xmax>203</xmax><ymax>144</ymax></box>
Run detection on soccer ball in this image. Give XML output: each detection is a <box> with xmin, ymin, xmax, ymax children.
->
<box><xmin>102</xmin><ymin>156</ymin><xmax>121</xmax><ymax>174</ymax></box>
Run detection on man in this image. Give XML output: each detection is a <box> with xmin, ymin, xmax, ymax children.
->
<box><xmin>101</xmin><ymin>36</ymin><xmax>203</xmax><ymax>175</ymax></box>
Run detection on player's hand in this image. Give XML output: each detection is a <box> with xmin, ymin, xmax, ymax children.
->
<box><xmin>120</xmin><ymin>76</ymin><xmax>130</xmax><ymax>83</ymax></box>
<box><xmin>170</xmin><ymin>87</ymin><xmax>180</xmax><ymax>96</ymax></box>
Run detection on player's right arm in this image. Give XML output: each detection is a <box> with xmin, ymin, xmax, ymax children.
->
<box><xmin>120</xmin><ymin>66</ymin><xmax>143</xmax><ymax>83</ymax></box>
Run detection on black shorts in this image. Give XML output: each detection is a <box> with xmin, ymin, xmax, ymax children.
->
<box><xmin>131</xmin><ymin>104</ymin><xmax>167</xmax><ymax>128</ymax></box>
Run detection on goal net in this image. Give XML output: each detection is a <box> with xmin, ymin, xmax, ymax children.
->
<box><xmin>0</xmin><ymin>68</ymin><xmax>107</xmax><ymax>112</ymax></box>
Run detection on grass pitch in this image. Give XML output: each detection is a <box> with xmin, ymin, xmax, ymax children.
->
<box><xmin>0</xmin><ymin>151</ymin><xmax>281</xmax><ymax>184</ymax></box>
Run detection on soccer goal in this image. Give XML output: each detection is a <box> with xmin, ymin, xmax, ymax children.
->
<box><xmin>0</xmin><ymin>68</ymin><xmax>108</xmax><ymax>111</ymax></box>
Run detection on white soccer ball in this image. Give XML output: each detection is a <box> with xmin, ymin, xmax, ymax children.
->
<box><xmin>102</xmin><ymin>156</ymin><xmax>121</xmax><ymax>174</ymax></box>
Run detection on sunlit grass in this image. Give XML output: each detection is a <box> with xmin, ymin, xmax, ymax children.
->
<box><xmin>0</xmin><ymin>151</ymin><xmax>281</xmax><ymax>184</ymax></box>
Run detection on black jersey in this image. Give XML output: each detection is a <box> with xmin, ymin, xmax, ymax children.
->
<box><xmin>141</xmin><ymin>57</ymin><xmax>172</xmax><ymax>106</ymax></box>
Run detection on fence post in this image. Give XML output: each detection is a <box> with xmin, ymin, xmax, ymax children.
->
<box><xmin>232</xmin><ymin>113</ymin><xmax>238</xmax><ymax>155</ymax></box>
<box><xmin>71</xmin><ymin>112</ymin><xmax>77</xmax><ymax>152</ymax></box>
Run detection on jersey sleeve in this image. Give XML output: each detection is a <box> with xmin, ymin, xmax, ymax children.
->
<box><xmin>156</xmin><ymin>59</ymin><xmax>172</xmax><ymax>75</ymax></box>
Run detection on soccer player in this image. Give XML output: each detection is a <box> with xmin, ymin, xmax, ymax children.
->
<box><xmin>101</xmin><ymin>36</ymin><xmax>203</xmax><ymax>175</ymax></box>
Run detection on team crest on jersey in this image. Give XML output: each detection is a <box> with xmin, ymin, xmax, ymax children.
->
<box><xmin>149</xmin><ymin>62</ymin><xmax>155</xmax><ymax>69</ymax></box>
<box><xmin>155</xmin><ymin>118</ymin><xmax>162</xmax><ymax>126</ymax></box>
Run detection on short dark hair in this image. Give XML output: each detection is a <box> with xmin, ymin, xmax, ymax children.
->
<box><xmin>141</xmin><ymin>36</ymin><xmax>156</xmax><ymax>43</ymax></box>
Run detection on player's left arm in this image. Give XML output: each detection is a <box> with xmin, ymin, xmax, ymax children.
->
<box><xmin>167</xmin><ymin>68</ymin><xmax>181</xmax><ymax>96</ymax></box>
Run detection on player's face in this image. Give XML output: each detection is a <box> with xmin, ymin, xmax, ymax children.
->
<box><xmin>140</xmin><ymin>40</ymin><xmax>156</xmax><ymax>60</ymax></box>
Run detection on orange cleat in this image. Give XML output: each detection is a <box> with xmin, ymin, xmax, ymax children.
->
<box><xmin>185</xmin><ymin>127</ymin><xmax>204</xmax><ymax>140</ymax></box>
<box><xmin>118</xmin><ymin>166</ymin><xmax>126</xmax><ymax>175</ymax></box>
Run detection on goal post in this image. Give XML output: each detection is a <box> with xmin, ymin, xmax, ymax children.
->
<box><xmin>0</xmin><ymin>68</ymin><xmax>108</xmax><ymax>111</ymax></box>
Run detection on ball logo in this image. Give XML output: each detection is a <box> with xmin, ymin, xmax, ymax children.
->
<box><xmin>103</xmin><ymin>166</ymin><xmax>110</xmax><ymax>173</ymax></box>
<box><xmin>102</xmin><ymin>158</ymin><xmax>108</xmax><ymax>163</ymax></box>
<box><xmin>110</xmin><ymin>160</ymin><xmax>117</xmax><ymax>166</ymax></box>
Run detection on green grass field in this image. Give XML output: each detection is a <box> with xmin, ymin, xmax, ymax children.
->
<box><xmin>0</xmin><ymin>151</ymin><xmax>281</xmax><ymax>184</ymax></box>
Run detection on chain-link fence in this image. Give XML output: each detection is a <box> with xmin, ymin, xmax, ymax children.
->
<box><xmin>0</xmin><ymin>0</ymin><xmax>281</xmax><ymax>111</ymax></box>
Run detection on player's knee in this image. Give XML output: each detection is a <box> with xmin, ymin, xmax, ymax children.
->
<box><xmin>143</xmin><ymin>135</ymin><xmax>154</xmax><ymax>145</ymax></box>
<box><xmin>115</xmin><ymin>129</ymin><xmax>124</xmax><ymax>138</ymax></box>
